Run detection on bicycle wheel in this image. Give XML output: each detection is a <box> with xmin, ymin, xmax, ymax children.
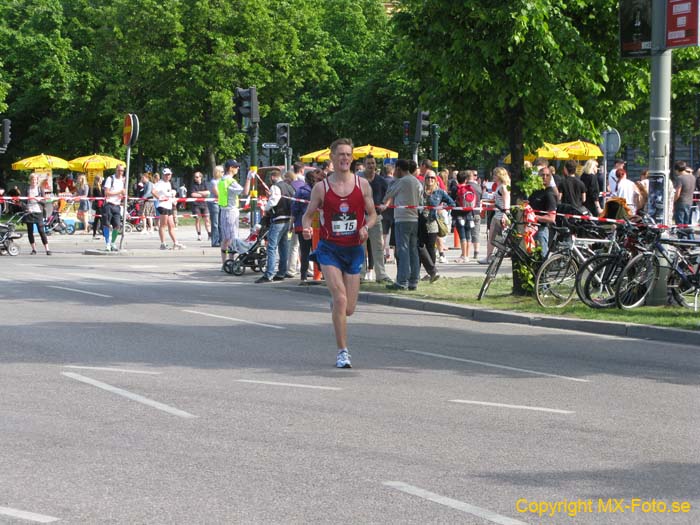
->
<box><xmin>477</xmin><ymin>249</ymin><xmax>506</xmax><ymax>300</ymax></box>
<box><xmin>615</xmin><ymin>253</ymin><xmax>659</xmax><ymax>309</ymax></box>
<box><xmin>535</xmin><ymin>253</ymin><xmax>578</xmax><ymax>308</ymax></box>
<box><xmin>578</xmin><ymin>254</ymin><xmax>622</xmax><ymax>309</ymax></box>
<box><xmin>576</xmin><ymin>254</ymin><xmax>609</xmax><ymax>304</ymax></box>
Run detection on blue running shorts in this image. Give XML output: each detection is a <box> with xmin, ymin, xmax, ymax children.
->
<box><xmin>310</xmin><ymin>239</ymin><xmax>364</xmax><ymax>275</ymax></box>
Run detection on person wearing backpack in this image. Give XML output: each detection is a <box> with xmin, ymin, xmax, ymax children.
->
<box><xmin>451</xmin><ymin>170</ymin><xmax>481</xmax><ymax>263</ymax></box>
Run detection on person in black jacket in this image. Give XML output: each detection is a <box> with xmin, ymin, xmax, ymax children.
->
<box><xmin>256</xmin><ymin>169</ymin><xmax>296</xmax><ymax>283</ymax></box>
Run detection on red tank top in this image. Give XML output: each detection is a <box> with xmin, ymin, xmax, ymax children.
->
<box><xmin>319</xmin><ymin>175</ymin><xmax>366</xmax><ymax>246</ymax></box>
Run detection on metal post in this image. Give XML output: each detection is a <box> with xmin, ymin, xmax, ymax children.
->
<box><xmin>431</xmin><ymin>124</ymin><xmax>440</xmax><ymax>170</ymax></box>
<box><xmin>647</xmin><ymin>0</ymin><xmax>673</xmax><ymax>305</ymax></box>
<box><xmin>412</xmin><ymin>142</ymin><xmax>418</xmax><ymax>163</ymax></box>
<box><xmin>249</xmin><ymin>123</ymin><xmax>259</xmax><ymax>228</ymax></box>
<box><xmin>285</xmin><ymin>147</ymin><xmax>293</xmax><ymax>172</ymax></box>
<box><xmin>119</xmin><ymin>145</ymin><xmax>131</xmax><ymax>251</ymax></box>
<box><xmin>602</xmin><ymin>130</ymin><xmax>608</xmax><ymax>197</ymax></box>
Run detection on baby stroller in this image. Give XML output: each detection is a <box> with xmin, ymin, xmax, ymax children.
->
<box><xmin>124</xmin><ymin>202</ymin><xmax>144</xmax><ymax>232</ymax></box>
<box><xmin>223</xmin><ymin>218</ymin><xmax>270</xmax><ymax>276</ymax></box>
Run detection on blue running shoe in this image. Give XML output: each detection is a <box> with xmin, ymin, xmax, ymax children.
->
<box><xmin>336</xmin><ymin>350</ymin><xmax>352</xmax><ymax>368</ymax></box>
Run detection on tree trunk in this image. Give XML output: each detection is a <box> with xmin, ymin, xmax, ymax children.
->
<box><xmin>205</xmin><ymin>145</ymin><xmax>216</xmax><ymax>177</ymax></box>
<box><xmin>506</xmin><ymin>101</ymin><xmax>530</xmax><ymax>295</ymax></box>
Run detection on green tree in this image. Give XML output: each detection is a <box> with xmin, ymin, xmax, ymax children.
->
<box><xmin>393</xmin><ymin>0</ymin><xmax>648</xmax><ymax>197</ymax></box>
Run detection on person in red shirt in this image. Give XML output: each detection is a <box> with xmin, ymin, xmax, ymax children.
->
<box><xmin>302</xmin><ymin>138</ymin><xmax>377</xmax><ymax>368</ymax></box>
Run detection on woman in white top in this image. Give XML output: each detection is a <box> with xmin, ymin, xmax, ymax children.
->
<box><xmin>24</xmin><ymin>173</ymin><xmax>51</xmax><ymax>255</ymax></box>
<box><xmin>480</xmin><ymin>167</ymin><xmax>510</xmax><ymax>264</ymax></box>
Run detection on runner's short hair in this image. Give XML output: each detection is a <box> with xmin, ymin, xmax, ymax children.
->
<box><xmin>330</xmin><ymin>138</ymin><xmax>354</xmax><ymax>154</ymax></box>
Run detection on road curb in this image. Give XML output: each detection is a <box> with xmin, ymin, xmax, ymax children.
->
<box><xmin>289</xmin><ymin>283</ymin><xmax>700</xmax><ymax>348</ymax></box>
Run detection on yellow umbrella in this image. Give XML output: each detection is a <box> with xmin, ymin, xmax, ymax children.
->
<box><xmin>352</xmin><ymin>144</ymin><xmax>399</xmax><ymax>160</ymax></box>
<box><xmin>68</xmin><ymin>154</ymin><xmax>125</xmax><ymax>172</ymax></box>
<box><xmin>504</xmin><ymin>142</ymin><xmax>570</xmax><ymax>163</ymax></box>
<box><xmin>11</xmin><ymin>153</ymin><xmax>69</xmax><ymax>170</ymax></box>
<box><xmin>300</xmin><ymin>148</ymin><xmax>331</xmax><ymax>163</ymax></box>
<box><xmin>555</xmin><ymin>140</ymin><xmax>603</xmax><ymax>160</ymax></box>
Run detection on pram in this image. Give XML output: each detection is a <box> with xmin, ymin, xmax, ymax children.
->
<box><xmin>222</xmin><ymin>218</ymin><xmax>270</xmax><ymax>276</ymax></box>
<box><xmin>124</xmin><ymin>202</ymin><xmax>144</xmax><ymax>233</ymax></box>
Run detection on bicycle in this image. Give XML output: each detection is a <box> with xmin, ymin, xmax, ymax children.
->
<box><xmin>576</xmin><ymin>220</ymin><xmax>650</xmax><ymax>309</ymax></box>
<box><xmin>616</xmin><ymin>227</ymin><xmax>700</xmax><ymax>310</ymax></box>
<box><xmin>478</xmin><ymin>206</ymin><xmax>550</xmax><ymax>300</ymax></box>
<box><xmin>534</xmin><ymin>219</ymin><xmax>611</xmax><ymax>308</ymax></box>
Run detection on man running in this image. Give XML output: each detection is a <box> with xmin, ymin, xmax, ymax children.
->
<box><xmin>302</xmin><ymin>138</ymin><xmax>377</xmax><ymax>368</ymax></box>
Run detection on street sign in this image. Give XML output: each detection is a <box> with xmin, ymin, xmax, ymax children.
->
<box><xmin>603</xmin><ymin>128</ymin><xmax>621</xmax><ymax>156</ymax></box>
<box><xmin>123</xmin><ymin>113</ymin><xmax>139</xmax><ymax>147</ymax></box>
<box><xmin>123</xmin><ymin>114</ymin><xmax>133</xmax><ymax>146</ymax></box>
<box><xmin>620</xmin><ymin>0</ymin><xmax>652</xmax><ymax>58</ymax></box>
<box><xmin>262</xmin><ymin>143</ymin><xmax>280</xmax><ymax>149</ymax></box>
<box><xmin>666</xmin><ymin>0</ymin><xmax>700</xmax><ymax>49</ymax></box>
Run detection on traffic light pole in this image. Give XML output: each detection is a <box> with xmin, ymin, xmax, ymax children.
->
<box><xmin>431</xmin><ymin>124</ymin><xmax>440</xmax><ymax>170</ymax></box>
<box><xmin>647</xmin><ymin>0</ymin><xmax>673</xmax><ymax>306</ymax></box>
<box><xmin>249</xmin><ymin>123</ymin><xmax>259</xmax><ymax>228</ymax></box>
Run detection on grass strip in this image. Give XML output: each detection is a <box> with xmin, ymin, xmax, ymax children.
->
<box><xmin>362</xmin><ymin>276</ymin><xmax>700</xmax><ymax>332</ymax></box>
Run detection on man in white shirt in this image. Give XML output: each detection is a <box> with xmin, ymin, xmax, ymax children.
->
<box><xmin>615</xmin><ymin>167</ymin><xmax>638</xmax><ymax>215</ymax></box>
<box><xmin>153</xmin><ymin>168</ymin><xmax>185</xmax><ymax>250</ymax></box>
<box><xmin>608</xmin><ymin>159</ymin><xmax>625</xmax><ymax>195</ymax></box>
<box><xmin>102</xmin><ymin>165</ymin><xmax>126</xmax><ymax>251</ymax></box>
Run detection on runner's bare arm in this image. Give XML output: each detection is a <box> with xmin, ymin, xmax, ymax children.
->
<box><xmin>301</xmin><ymin>182</ymin><xmax>324</xmax><ymax>239</ymax></box>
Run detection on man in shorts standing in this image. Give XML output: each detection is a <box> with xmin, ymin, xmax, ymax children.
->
<box><xmin>102</xmin><ymin>165</ymin><xmax>126</xmax><ymax>251</ymax></box>
<box><xmin>154</xmin><ymin>168</ymin><xmax>185</xmax><ymax>250</ymax></box>
<box><xmin>302</xmin><ymin>138</ymin><xmax>377</xmax><ymax>368</ymax></box>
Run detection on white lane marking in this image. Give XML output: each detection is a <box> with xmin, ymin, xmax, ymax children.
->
<box><xmin>47</xmin><ymin>286</ymin><xmax>112</xmax><ymax>298</ymax></box>
<box><xmin>175</xmin><ymin>280</ymin><xmax>243</xmax><ymax>285</ymax></box>
<box><xmin>405</xmin><ymin>350</ymin><xmax>590</xmax><ymax>383</ymax></box>
<box><xmin>0</xmin><ymin>506</ymin><xmax>60</xmax><ymax>523</ymax></box>
<box><xmin>62</xmin><ymin>372</ymin><xmax>196</xmax><ymax>419</ymax></box>
<box><xmin>449</xmin><ymin>399</ymin><xmax>574</xmax><ymax>414</ymax></box>
<box><xmin>65</xmin><ymin>272</ymin><xmax>132</xmax><ymax>282</ymax></box>
<box><xmin>236</xmin><ymin>379</ymin><xmax>341</xmax><ymax>391</ymax></box>
<box><xmin>127</xmin><ymin>265</ymin><xmax>159</xmax><ymax>269</ymax></box>
<box><xmin>183</xmin><ymin>309</ymin><xmax>284</xmax><ymax>330</ymax></box>
<box><xmin>383</xmin><ymin>482</ymin><xmax>526</xmax><ymax>525</ymax></box>
<box><xmin>64</xmin><ymin>366</ymin><xmax>161</xmax><ymax>375</ymax></box>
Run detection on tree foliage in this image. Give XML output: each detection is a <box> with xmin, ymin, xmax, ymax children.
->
<box><xmin>0</xmin><ymin>0</ymin><xmax>390</xmax><ymax>179</ymax></box>
<box><xmin>392</xmin><ymin>0</ymin><xmax>651</xmax><ymax>197</ymax></box>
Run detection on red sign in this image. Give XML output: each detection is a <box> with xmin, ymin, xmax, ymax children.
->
<box><xmin>666</xmin><ymin>0</ymin><xmax>700</xmax><ymax>49</ymax></box>
<box><xmin>123</xmin><ymin>114</ymin><xmax>133</xmax><ymax>146</ymax></box>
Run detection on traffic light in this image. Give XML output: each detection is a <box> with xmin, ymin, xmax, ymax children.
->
<box><xmin>402</xmin><ymin>121</ymin><xmax>410</xmax><ymax>145</ymax></box>
<box><xmin>233</xmin><ymin>86</ymin><xmax>260</xmax><ymax>129</ymax></box>
<box><xmin>2</xmin><ymin>119</ymin><xmax>10</xmax><ymax>147</ymax></box>
<box><xmin>276</xmin><ymin>123</ymin><xmax>290</xmax><ymax>150</ymax></box>
<box><xmin>415</xmin><ymin>110</ymin><xmax>430</xmax><ymax>143</ymax></box>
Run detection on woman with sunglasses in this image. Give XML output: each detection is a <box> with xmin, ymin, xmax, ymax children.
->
<box><xmin>419</xmin><ymin>173</ymin><xmax>454</xmax><ymax>282</ymax></box>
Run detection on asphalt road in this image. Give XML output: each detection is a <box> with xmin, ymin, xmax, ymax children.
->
<box><xmin>0</xmin><ymin>247</ymin><xmax>698</xmax><ymax>524</ymax></box>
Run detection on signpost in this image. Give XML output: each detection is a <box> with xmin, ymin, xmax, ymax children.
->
<box><xmin>262</xmin><ymin>143</ymin><xmax>280</xmax><ymax>150</ymax></box>
<box><xmin>666</xmin><ymin>0</ymin><xmax>700</xmax><ymax>48</ymax></box>
<box><xmin>120</xmin><ymin>113</ymin><xmax>139</xmax><ymax>250</ymax></box>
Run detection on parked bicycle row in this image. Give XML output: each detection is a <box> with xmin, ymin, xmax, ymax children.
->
<box><xmin>478</xmin><ymin>199</ymin><xmax>700</xmax><ymax>312</ymax></box>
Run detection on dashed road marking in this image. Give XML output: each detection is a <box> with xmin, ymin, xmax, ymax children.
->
<box><xmin>62</xmin><ymin>372</ymin><xmax>196</xmax><ymax>419</ymax></box>
<box><xmin>405</xmin><ymin>350</ymin><xmax>590</xmax><ymax>383</ymax></box>
<box><xmin>0</xmin><ymin>506</ymin><xmax>60</xmax><ymax>523</ymax></box>
<box><xmin>236</xmin><ymin>379</ymin><xmax>342</xmax><ymax>391</ymax></box>
<box><xmin>63</xmin><ymin>365</ymin><xmax>161</xmax><ymax>375</ymax></box>
<box><xmin>449</xmin><ymin>399</ymin><xmax>574</xmax><ymax>414</ymax></box>
<box><xmin>183</xmin><ymin>309</ymin><xmax>284</xmax><ymax>329</ymax></box>
<box><xmin>383</xmin><ymin>482</ymin><xmax>527</xmax><ymax>525</ymax></box>
<box><xmin>47</xmin><ymin>286</ymin><xmax>112</xmax><ymax>298</ymax></box>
